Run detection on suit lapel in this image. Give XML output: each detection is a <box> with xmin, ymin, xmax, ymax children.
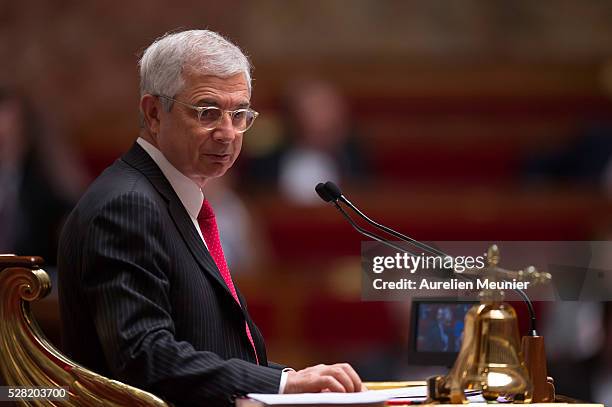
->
<box><xmin>237</xmin><ymin>289</ymin><xmax>268</xmax><ymax>364</ymax></box>
<box><xmin>121</xmin><ymin>142</ymin><xmax>242</xmax><ymax>313</ymax></box>
<box><xmin>167</xmin><ymin>199</ymin><xmax>240</xmax><ymax>306</ymax></box>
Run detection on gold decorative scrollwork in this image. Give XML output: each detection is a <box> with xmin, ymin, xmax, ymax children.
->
<box><xmin>0</xmin><ymin>256</ymin><xmax>168</xmax><ymax>406</ymax></box>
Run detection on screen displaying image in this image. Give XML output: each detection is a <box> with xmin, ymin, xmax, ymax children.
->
<box><xmin>416</xmin><ymin>302</ymin><xmax>473</xmax><ymax>353</ymax></box>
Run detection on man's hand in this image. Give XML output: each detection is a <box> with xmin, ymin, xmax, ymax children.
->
<box><xmin>283</xmin><ymin>363</ymin><xmax>364</xmax><ymax>393</ymax></box>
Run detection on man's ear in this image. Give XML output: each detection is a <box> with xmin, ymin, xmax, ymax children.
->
<box><xmin>140</xmin><ymin>94</ymin><xmax>161</xmax><ymax>136</ymax></box>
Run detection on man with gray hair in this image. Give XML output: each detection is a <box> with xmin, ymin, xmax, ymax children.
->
<box><xmin>58</xmin><ymin>30</ymin><xmax>364</xmax><ymax>406</ymax></box>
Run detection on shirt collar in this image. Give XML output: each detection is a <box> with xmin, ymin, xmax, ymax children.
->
<box><xmin>137</xmin><ymin>137</ymin><xmax>203</xmax><ymax>220</ymax></box>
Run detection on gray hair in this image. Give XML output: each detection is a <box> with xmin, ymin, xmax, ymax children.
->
<box><xmin>138</xmin><ymin>29</ymin><xmax>251</xmax><ymax>112</ymax></box>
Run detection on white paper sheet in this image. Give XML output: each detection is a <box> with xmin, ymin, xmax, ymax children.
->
<box><xmin>247</xmin><ymin>386</ymin><xmax>427</xmax><ymax>405</ymax></box>
<box><xmin>247</xmin><ymin>386</ymin><xmax>486</xmax><ymax>405</ymax></box>
<box><xmin>246</xmin><ymin>391</ymin><xmax>387</xmax><ymax>405</ymax></box>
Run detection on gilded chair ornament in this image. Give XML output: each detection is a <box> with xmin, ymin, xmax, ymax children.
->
<box><xmin>0</xmin><ymin>256</ymin><xmax>168</xmax><ymax>406</ymax></box>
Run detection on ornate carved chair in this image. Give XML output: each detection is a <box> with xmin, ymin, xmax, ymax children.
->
<box><xmin>0</xmin><ymin>255</ymin><xmax>169</xmax><ymax>406</ymax></box>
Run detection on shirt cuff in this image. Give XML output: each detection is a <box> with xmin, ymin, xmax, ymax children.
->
<box><xmin>278</xmin><ymin>368</ymin><xmax>295</xmax><ymax>394</ymax></box>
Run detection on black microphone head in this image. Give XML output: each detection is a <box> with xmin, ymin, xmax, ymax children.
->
<box><xmin>315</xmin><ymin>182</ymin><xmax>334</xmax><ymax>202</ymax></box>
<box><xmin>324</xmin><ymin>181</ymin><xmax>343</xmax><ymax>201</ymax></box>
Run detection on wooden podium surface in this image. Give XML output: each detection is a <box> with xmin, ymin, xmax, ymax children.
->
<box><xmin>236</xmin><ymin>382</ymin><xmax>604</xmax><ymax>407</ymax></box>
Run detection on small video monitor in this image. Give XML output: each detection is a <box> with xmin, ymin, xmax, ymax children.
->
<box><xmin>408</xmin><ymin>298</ymin><xmax>477</xmax><ymax>366</ymax></box>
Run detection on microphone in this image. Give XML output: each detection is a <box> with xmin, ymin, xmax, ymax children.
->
<box><xmin>315</xmin><ymin>180</ymin><xmax>538</xmax><ymax>335</ymax></box>
<box><xmin>319</xmin><ymin>181</ymin><xmax>342</xmax><ymax>202</ymax></box>
<box><xmin>320</xmin><ymin>181</ymin><xmax>449</xmax><ymax>258</ymax></box>
<box><xmin>315</xmin><ymin>182</ymin><xmax>336</xmax><ymax>203</ymax></box>
<box><xmin>315</xmin><ymin>183</ymin><xmax>418</xmax><ymax>255</ymax></box>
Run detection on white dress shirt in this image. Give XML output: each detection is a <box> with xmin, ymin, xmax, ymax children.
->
<box><xmin>137</xmin><ymin>137</ymin><xmax>206</xmax><ymax>243</ymax></box>
<box><xmin>136</xmin><ymin>137</ymin><xmax>291</xmax><ymax>393</ymax></box>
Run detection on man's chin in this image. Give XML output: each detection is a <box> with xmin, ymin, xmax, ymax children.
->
<box><xmin>202</xmin><ymin>166</ymin><xmax>230</xmax><ymax>180</ymax></box>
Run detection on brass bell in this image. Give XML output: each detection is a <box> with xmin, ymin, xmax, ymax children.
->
<box><xmin>427</xmin><ymin>246</ymin><xmax>534</xmax><ymax>403</ymax></box>
<box><xmin>451</xmin><ymin>301</ymin><xmax>531</xmax><ymax>402</ymax></box>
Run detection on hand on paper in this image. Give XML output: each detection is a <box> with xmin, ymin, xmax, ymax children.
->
<box><xmin>284</xmin><ymin>363</ymin><xmax>364</xmax><ymax>394</ymax></box>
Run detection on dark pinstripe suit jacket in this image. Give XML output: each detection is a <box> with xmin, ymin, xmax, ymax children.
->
<box><xmin>58</xmin><ymin>142</ymin><xmax>283</xmax><ymax>406</ymax></box>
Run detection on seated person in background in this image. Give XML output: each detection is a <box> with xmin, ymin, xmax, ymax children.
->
<box><xmin>522</xmin><ymin>128</ymin><xmax>612</xmax><ymax>191</ymax></box>
<box><xmin>245</xmin><ymin>78</ymin><xmax>369</xmax><ymax>205</ymax></box>
<box><xmin>58</xmin><ymin>30</ymin><xmax>363</xmax><ymax>407</ymax></box>
<box><xmin>0</xmin><ymin>90</ymin><xmax>85</xmax><ymax>267</ymax></box>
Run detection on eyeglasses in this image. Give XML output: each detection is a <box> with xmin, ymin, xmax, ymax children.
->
<box><xmin>156</xmin><ymin>95</ymin><xmax>259</xmax><ymax>133</ymax></box>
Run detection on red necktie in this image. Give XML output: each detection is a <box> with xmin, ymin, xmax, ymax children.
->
<box><xmin>197</xmin><ymin>199</ymin><xmax>259</xmax><ymax>364</ymax></box>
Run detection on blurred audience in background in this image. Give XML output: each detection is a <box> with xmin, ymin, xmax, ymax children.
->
<box><xmin>523</xmin><ymin>61</ymin><xmax>612</xmax><ymax>195</ymax></box>
<box><xmin>0</xmin><ymin>90</ymin><xmax>87</xmax><ymax>268</ymax></box>
<box><xmin>523</xmin><ymin>129</ymin><xmax>612</xmax><ymax>190</ymax></box>
<box><xmin>244</xmin><ymin>78</ymin><xmax>369</xmax><ymax>205</ymax></box>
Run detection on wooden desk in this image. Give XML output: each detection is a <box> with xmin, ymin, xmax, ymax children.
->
<box><xmin>237</xmin><ymin>382</ymin><xmax>604</xmax><ymax>407</ymax></box>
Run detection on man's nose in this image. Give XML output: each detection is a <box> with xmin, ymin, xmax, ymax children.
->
<box><xmin>212</xmin><ymin>112</ymin><xmax>236</xmax><ymax>142</ymax></box>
